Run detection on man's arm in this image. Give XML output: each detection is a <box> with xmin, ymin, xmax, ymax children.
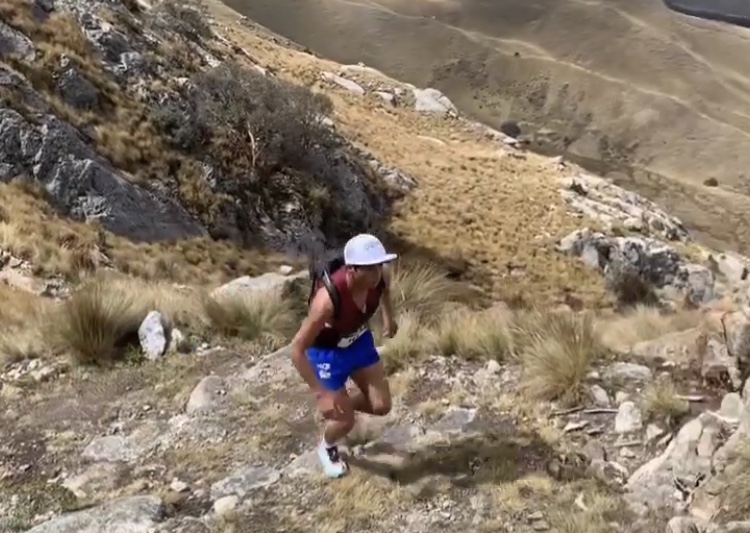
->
<box><xmin>380</xmin><ymin>265</ymin><xmax>396</xmax><ymax>335</ymax></box>
<box><xmin>290</xmin><ymin>289</ymin><xmax>334</xmax><ymax>391</ymax></box>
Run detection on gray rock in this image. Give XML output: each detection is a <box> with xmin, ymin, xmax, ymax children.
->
<box><xmin>154</xmin><ymin>517</ymin><xmax>210</xmax><ymax>533</ymax></box>
<box><xmin>284</xmin><ymin>450</ymin><xmax>320</xmax><ymax>479</ymax></box>
<box><xmin>62</xmin><ymin>462</ymin><xmax>126</xmax><ymax>499</ymax></box>
<box><xmin>718</xmin><ymin>393</ymin><xmax>744</xmax><ymax>425</ymax></box>
<box><xmin>138</xmin><ymin>311</ymin><xmax>168</xmax><ymax>361</ymax></box>
<box><xmin>626</xmin><ymin>414</ymin><xmax>727</xmax><ymax>516</ymax></box>
<box><xmin>556</xmin><ymin>227</ymin><xmax>714</xmax><ymax>304</ymax></box>
<box><xmin>23</xmin><ymin>495</ymin><xmax>163</xmax><ymax>533</ymax></box>
<box><xmin>0</xmin><ymin>109</ymin><xmax>206</xmax><ymax>242</ymax></box>
<box><xmin>428</xmin><ymin>407</ymin><xmax>477</xmax><ymax>434</ymax></box>
<box><xmin>615</xmin><ymin>401</ymin><xmax>643</xmax><ymax>434</ymax></box>
<box><xmin>411</xmin><ymin>87</ymin><xmax>457</xmax><ymax>116</ymax></box>
<box><xmin>210</xmin><ymin>465</ymin><xmax>281</xmax><ymax>501</ymax></box>
<box><xmin>666</xmin><ymin>516</ymin><xmax>700</xmax><ymax>533</ymax></box>
<box><xmin>375</xmin><ymin>91</ymin><xmax>396</xmax><ymax>106</ymax></box>
<box><xmin>0</xmin><ymin>20</ymin><xmax>35</xmax><ymax>62</ymax></box>
<box><xmin>185</xmin><ymin>376</ymin><xmax>227</xmax><ymax>415</ymax></box>
<box><xmin>212</xmin><ymin>496</ymin><xmax>238</xmax><ymax>518</ymax></box>
<box><xmin>558</xmin><ymin>174</ymin><xmax>689</xmax><ymax>242</ymax></box>
<box><xmin>57</xmin><ymin>61</ymin><xmax>100</xmax><ymax>110</ymax></box>
<box><xmin>82</xmin><ymin>421</ymin><xmax>168</xmax><ymax>463</ymax></box>
<box><xmin>589</xmin><ymin>384</ymin><xmax>611</xmax><ymax>407</ymax></box>
<box><xmin>702</xmin><ymin>339</ymin><xmax>741</xmax><ymax>390</ymax></box>
<box><xmin>604</xmin><ymin>362</ymin><xmax>653</xmax><ymax>384</ymax></box>
<box><xmin>321</xmin><ymin>71</ymin><xmax>365</xmax><ymax>95</ymax></box>
<box><xmin>210</xmin><ymin>272</ymin><xmax>302</xmax><ymax>300</ymax></box>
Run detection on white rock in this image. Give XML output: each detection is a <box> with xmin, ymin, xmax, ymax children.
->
<box><xmin>615</xmin><ymin>401</ymin><xmax>643</xmax><ymax>434</ymax></box>
<box><xmin>213</xmin><ymin>495</ymin><xmax>238</xmax><ymax>517</ymax></box>
<box><xmin>321</xmin><ymin>71</ymin><xmax>365</xmax><ymax>95</ymax></box>
<box><xmin>486</xmin><ymin>359</ymin><xmax>502</xmax><ymax>375</ymax></box>
<box><xmin>411</xmin><ymin>87</ymin><xmax>457</xmax><ymax>116</ymax></box>
<box><xmin>138</xmin><ymin>310</ymin><xmax>168</xmax><ymax>361</ymax></box>
<box><xmin>604</xmin><ymin>362</ymin><xmax>653</xmax><ymax>384</ymax></box>
<box><xmin>186</xmin><ymin>376</ymin><xmax>228</xmax><ymax>415</ymax></box>
<box><xmin>589</xmin><ymin>384</ymin><xmax>611</xmax><ymax>407</ymax></box>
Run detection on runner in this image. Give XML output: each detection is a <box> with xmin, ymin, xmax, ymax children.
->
<box><xmin>290</xmin><ymin>233</ymin><xmax>399</xmax><ymax>478</ymax></box>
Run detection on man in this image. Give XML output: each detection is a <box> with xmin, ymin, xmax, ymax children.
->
<box><xmin>290</xmin><ymin>233</ymin><xmax>399</xmax><ymax>478</ymax></box>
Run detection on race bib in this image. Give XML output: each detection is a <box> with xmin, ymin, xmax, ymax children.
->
<box><xmin>337</xmin><ymin>325</ymin><xmax>366</xmax><ymax>348</ymax></box>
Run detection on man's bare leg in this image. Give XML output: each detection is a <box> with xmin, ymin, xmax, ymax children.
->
<box><xmin>316</xmin><ymin>388</ymin><xmax>355</xmax><ymax>478</ymax></box>
<box><xmin>350</xmin><ymin>359</ymin><xmax>392</xmax><ymax>416</ymax></box>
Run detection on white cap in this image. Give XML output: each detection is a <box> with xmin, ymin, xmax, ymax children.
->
<box><xmin>343</xmin><ymin>233</ymin><xmax>398</xmax><ymax>266</ymax></box>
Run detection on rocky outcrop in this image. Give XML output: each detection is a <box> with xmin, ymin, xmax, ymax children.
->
<box><xmin>0</xmin><ymin>0</ymin><xmax>414</xmax><ymax>253</ymax></box>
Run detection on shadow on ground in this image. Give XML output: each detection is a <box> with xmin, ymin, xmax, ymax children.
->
<box><xmin>349</xmin><ymin>429</ymin><xmax>567</xmax><ymax>488</ymax></box>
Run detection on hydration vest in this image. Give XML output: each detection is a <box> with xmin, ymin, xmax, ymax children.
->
<box><xmin>308</xmin><ymin>251</ymin><xmax>385</xmax><ymax>348</ymax></box>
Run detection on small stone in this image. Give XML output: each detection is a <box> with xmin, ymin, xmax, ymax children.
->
<box><xmin>619</xmin><ymin>447</ymin><xmax>637</xmax><ymax>459</ymax></box>
<box><xmin>170</xmin><ymin>479</ymin><xmax>189</xmax><ymax>493</ymax></box>
<box><xmin>486</xmin><ymin>360</ymin><xmax>502</xmax><ymax>374</ymax></box>
<box><xmin>278</xmin><ymin>265</ymin><xmax>294</xmax><ymax>275</ymax></box>
<box><xmin>563</xmin><ymin>420</ymin><xmax>589</xmax><ymax>433</ymax></box>
<box><xmin>589</xmin><ymin>385</ymin><xmax>611</xmax><ymax>407</ymax></box>
<box><xmin>213</xmin><ymin>495</ymin><xmax>238</xmax><ymax>517</ymax></box>
<box><xmin>604</xmin><ymin>362</ymin><xmax>653</xmax><ymax>384</ymax></box>
<box><xmin>615</xmin><ymin>392</ymin><xmax>630</xmax><ymax>404</ymax></box>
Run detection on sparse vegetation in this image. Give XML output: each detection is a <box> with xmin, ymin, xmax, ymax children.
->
<box><xmin>203</xmin><ymin>288</ymin><xmax>298</xmax><ymax>348</ymax></box>
<box><xmin>430</xmin><ymin>305</ymin><xmax>514</xmax><ymax>360</ymax></box>
<box><xmin>640</xmin><ymin>377</ymin><xmax>689</xmax><ymax>426</ymax></box>
<box><xmin>596</xmin><ymin>304</ymin><xmax>706</xmax><ymax>351</ymax></box>
<box><xmin>47</xmin><ymin>279</ymin><xmax>147</xmax><ymax>365</ymax></box>
<box><xmin>513</xmin><ymin>309</ymin><xmax>604</xmax><ymax>402</ymax></box>
<box><xmin>387</xmin><ymin>260</ymin><xmax>466</xmax><ymax>324</ymax></box>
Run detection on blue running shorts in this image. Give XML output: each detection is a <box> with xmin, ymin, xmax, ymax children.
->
<box><xmin>306</xmin><ymin>328</ymin><xmax>380</xmax><ymax>391</ymax></box>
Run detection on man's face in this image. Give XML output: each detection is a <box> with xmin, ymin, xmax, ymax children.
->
<box><xmin>350</xmin><ymin>264</ymin><xmax>383</xmax><ymax>288</ymax></box>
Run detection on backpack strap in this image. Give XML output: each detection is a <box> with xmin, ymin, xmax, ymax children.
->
<box><xmin>321</xmin><ymin>270</ymin><xmax>341</xmax><ymax>320</ymax></box>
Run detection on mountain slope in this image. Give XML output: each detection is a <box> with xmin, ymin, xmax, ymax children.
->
<box><xmin>222</xmin><ymin>0</ymin><xmax>750</xmax><ymax>254</ymax></box>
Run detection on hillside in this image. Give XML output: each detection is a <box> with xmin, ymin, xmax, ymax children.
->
<box><xmin>225</xmin><ymin>0</ymin><xmax>750</xmax><ymax>255</ymax></box>
<box><xmin>3</xmin><ymin>1</ymin><xmax>750</xmax><ymax>533</ymax></box>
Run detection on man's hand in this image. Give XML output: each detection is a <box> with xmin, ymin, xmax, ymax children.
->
<box><xmin>382</xmin><ymin>318</ymin><xmax>398</xmax><ymax>339</ymax></box>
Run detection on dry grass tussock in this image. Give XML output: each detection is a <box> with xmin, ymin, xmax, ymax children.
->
<box><xmin>377</xmin><ymin>263</ymin><xmax>603</xmax><ymax>401</ymax></box>
<box><xmin>596</xmin><ymin>304</ymin><xmax>707</xmax><ymax>351</ymax></box>
<box><xmin>42</xmin><ymin>274</ymin><xmax>303</xmax><ymax>365</ymax></box>
<box><xmin>0</xmin><ymin>284</ymin><xmax>49</xmax><ymax>363</ymax></box>
<box><xmin>512</xmin><ymin>309</ymin><xmax>605</xmax><ymax>403</ymax></box>
<box><xmin>202</xmin><ymin>287</ymin><xmax>298</xmax><ymax>349</ymax></box>
<box><xmin>640</xmin><ymin>377</ymin><xmax>689</xmax><ymax>427</ymax></box>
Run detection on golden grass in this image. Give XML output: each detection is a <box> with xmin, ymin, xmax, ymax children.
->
<box><xmin>430</xmin><ymin>304</ymin><xmax>514</xmax><ymax>360</ymax></box>
<box><xmin>47</xmin><ymin>279</ymin><xmax>147</xmax><ymax>365</ymax></box>
<box><xmin>377</xmin><ymin>311</ymin><xmax>425</xmax><ymax>374</ymax></box>
<box><xmin>0</xmin><ymin>285</ymin><xmax>49</xmax><ymax>363</ymax></box>
<box><xmin>596</xmin><ymin>304</ymin><xmax>706</xmax><ymax>351</ymax></box>
<box><xmin>387</xmin><ymin>260</ymin><xmax>466</xmax><ymax>324</ymax></box>
<box><xmin>640</xmin><ymin>377</ymin><xmax>689</xmax><ymax>426</ymax></box>
<box><xmin>203</xmin><ymin>287</ymin><xmax>298</xmax><ymax>347</ymax></box>
<box><xmin>513</xmin><ymin>309</ymin><xmax>604</xmax><ymax>403</ymax></box>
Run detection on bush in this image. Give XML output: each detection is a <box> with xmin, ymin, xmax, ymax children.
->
<box><xmin>48</xmin><ymin>280</ymin><xmax>145</xmax><ymax>365</ymax></box>
<box><xmin>152</xmin><ymin>61</ymin><xmax>335</xmax><ymax>177</ymax></box>
<box><xmin>203</xmin><ymin>288</ymin><xmax>298</xmax><ymax>348</ymax></box>
<box><xmin>430</xmin><ymin>305</ymin><xmax>514</xmax><ymax>361</ymax></box>
<box><xmin>149</xmin><ymin>0</ymin><xmax>213</xmax><ymax>44</ymax></box>
<box><xmin>513</xmin><ymin>309</ymin><xmax>604</xmax><ymax>403</ymax></box>
<box><xmin>378</xmin><ymin>311</ymin><xmax>426</xmax><ymax>374</ymax></box>
<box><xmin>640</xmin><ymin>377</ymin><xmax>689</xmax><ymax>427</ymax></box>
<box><xmin>387</xmin><ymin>260</ymin><xmax>465</xmax><ymax>325</ymax></box>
